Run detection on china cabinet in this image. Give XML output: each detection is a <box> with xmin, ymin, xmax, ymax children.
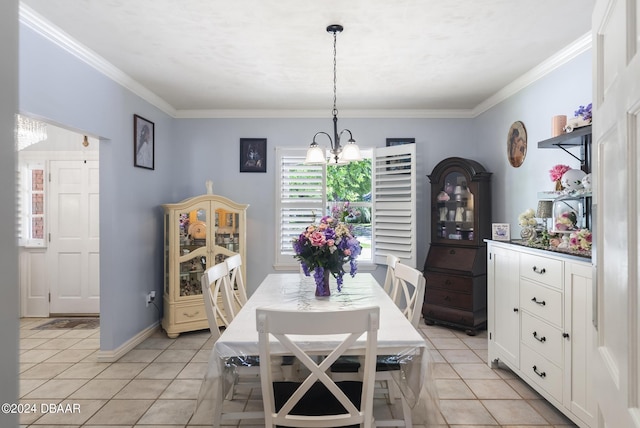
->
<box><xmin>422</xmin><ymin>157</ymin><xmax>492</xmax><ymax>335</ymax></box>
<box><xmin>487</xmin><ymin>240</ymin><xmax>595</xmax><ymax>428</ymax></box>
<box><xmin>161</xmin><ymin>194</ymin><xmax>248</xmax><ymax>338</ymax></box>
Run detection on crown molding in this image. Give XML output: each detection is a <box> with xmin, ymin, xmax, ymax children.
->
<box><xmin>174</xmin><ymin>108</ymin><xmax>476</xmax><ymax>119</ymax></box>
<box><xmin>472</xmin><ymin>32</ymin><xmax>592</xmax><ymax>117</ymax></box>
<box><xmin>19</xmin><ymin>5</ymin><xmax>591</xmax><ymax>120</ymax></box>
<box><xmin>19</xmin><ymin>4</ymin><xmax>177</xmax><ymax>117</ymax></box>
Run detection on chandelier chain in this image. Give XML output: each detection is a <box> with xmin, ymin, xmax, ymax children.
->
<box><xmin>304</xmin><ymin>24</ymin><xmax>360</xmax><ymax>165</ymax></box>
<box><xmin>332</xmin><ymin>29</ymin><xmax>338</xmax><ymax>117</ymax></box>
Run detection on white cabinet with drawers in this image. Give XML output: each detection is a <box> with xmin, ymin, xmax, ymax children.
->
<box><xmin>487</xmin><ymin>240</ymin><xmax>595</xmax><ymax>428</ymax></box>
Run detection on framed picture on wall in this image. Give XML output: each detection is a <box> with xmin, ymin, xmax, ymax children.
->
<box><xmin>386</xmin><ymin>138</ymin><xmax>414</xmax><ymax>170</ymax></box>
<box><xmin>134</xmin><ymin>114</ymin><xmax>154</xmax><ymax>170</ymax></box>
<box><xmin>507</xmin><ymin>121</ymin><xmax>527</xmax><ymax>168</ymax></box>
<box><xmin>240</xmin><ymin>138</ymin><xmax>267</xmax><ymax>172</ymax></box>
<box><xmin>386</xmin><ymin>138</ymin><xmax>415</xmax><ymax>147</ymax></box>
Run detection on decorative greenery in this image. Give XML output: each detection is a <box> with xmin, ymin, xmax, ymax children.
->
<box><xmin>327</xmin><ymin>159</ymin><xmax>372</xmax><ymax>202</ymax></box>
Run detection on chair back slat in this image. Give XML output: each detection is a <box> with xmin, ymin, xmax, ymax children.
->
<box><xmin>226</xmin><ymin>254</ymin><xmax>248</xmax><ymax>314</ymax></box>
<box><xmin>393</xmin><ymin>263</ymin><xmax>426</xmax><ymax>328</ymax></box>
<box><xmin>382</xmin><ymin>254</ymin><xmax>400</xmax><ymax>301</ymax></box>
<box><xmin>201</xmin><ymin>262</ymin><xmax>235</xmax><ymax>338</ymax></box>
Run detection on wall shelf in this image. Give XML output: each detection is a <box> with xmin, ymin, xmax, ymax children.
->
<box><xmin>537</xmin><ymin>125</ymin><xmax>592</xmax><ymax>173</ymax></box>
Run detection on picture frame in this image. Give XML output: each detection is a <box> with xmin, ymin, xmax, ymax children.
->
<box><xmin>386</xmin><ymin>138</ymin><xmax>415</xmax><ymax>147</ymax></box>
<box><xmin>492</xmin><ymin>223</ymin><xmax>511</xmax><ymax>241</ymax></box>
<box><xmin>133</xmin><ymin>114</ymin><xmax>154</xmax><ymax>170</ymax></box>
<box><xmin>386</xmin><ymin>138</ymin><xmax>414</xmax><ymax>171</ymax></box>
<box><xmin>239</xmin><ymin>138</ymin><xmax>267</xmax><ymax>173</ymax></box>
<box><xmin>507</xmin><ymin>121</ymin><xmax>527</xmax><ymax>168</ymax></box>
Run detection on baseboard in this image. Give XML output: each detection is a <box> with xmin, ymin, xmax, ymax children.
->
<box><xmin>95</xmin><ymin>321</ymin><xmax>160</xmax><ymax>363</ymax></box>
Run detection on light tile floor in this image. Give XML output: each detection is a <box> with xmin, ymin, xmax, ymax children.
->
<box><xmin>18</xmin><ymin>317</ymin><xmax>579</xmax><ymax>427</ymax></box>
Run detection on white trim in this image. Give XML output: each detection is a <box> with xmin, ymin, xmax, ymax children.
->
<box><xmin>19</xmin><ymin>5</ymin><xmax>592</xmax><ymax>120</ymax></box>
<box><xmin>175</xmin><ymin>108</ymin><xmax>477</xmax><ymax>119</ymax></box>
<box><xmin>473</xmin><ymin>33</ymin><xmax>592</xmax><ymax>116</ymax></box>
<box><xmin>19</xmin><ymin>150</ymin><xmax>99</xmax><ymax>162</ymax></box>
<box><xmin>95</xmin><ymin>321</ymin><xmax>160</xmax><ymax>363</ymax></box>
<box><xmin>19</xmin><ymin>4</ymin><xmax>177</xmax><ymax>118</ymax></box>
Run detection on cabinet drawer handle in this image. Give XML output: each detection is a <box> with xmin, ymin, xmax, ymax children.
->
<box><xmin>531</xmin><ymin>297</ymin><xmax>546</xmax><ymax>306</ymax></box>
<box><xmin>532</xmin><ymin>331</ymin><xmax>546</xmax><ymax>342</ymax></box>
<box><xmin>532</xmin><ymin>365</ymin><xmax>546</xmax><ymax>378</ymax></box>
<box><xmin>513</xmin><ymin>308</ymin><xmax>519</xmax><ymax>312</ymax></box>
<box><xmin>532</xmin><ymin>266</ymin><xmax>546</xmax><ymax>274</ymax></box>
<box><xmin>182</xmin><ymin>310</ymin><xmax>200</xmax><ymax>318</ymax></box>
<box><xmin>563</xmin><ymin>333</ymin><xmax>570</xmax><ymax>339</ymax></box>
<box><xmin>449</xmin><ymin>249</ymin><xmax>456</xmax><ymax>255</ymax></box>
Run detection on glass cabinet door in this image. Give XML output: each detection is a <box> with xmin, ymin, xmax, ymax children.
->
<box><xmin>436</xmin><ymin>171</ymin><xmax>475</xmax><ymax>241</ymax></box>
<box><xmin>213</xmin><ymin>208</ymin><xmax>241</xmax><ymax>264</ymax></box>
<box><xmin>177</xmin><ymin>206</ymin><xmax>209</xmax><ymax>297</ymax></box>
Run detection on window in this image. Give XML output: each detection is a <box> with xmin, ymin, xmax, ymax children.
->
<box><xmin>275</xmin><ymin>144</ymin><xmax>416</xmax><ymax>268</ymax></box>
<box><xmin>327</xmin><ymin>155</ymin><xmax>373</xmax><ymax>261</ymax></box>
<box><xmin>18</xmin><ymin>161</ymin><xmax>46</xmax><ymax>247</ymax></box>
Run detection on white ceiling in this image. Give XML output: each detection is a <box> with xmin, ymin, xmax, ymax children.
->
<box><xmin>20</xmin><ymin>0</ymin><xmax>594</xmax><ymax>118</ymax></box>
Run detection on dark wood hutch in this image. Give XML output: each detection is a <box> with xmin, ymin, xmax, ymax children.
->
<box><xmin>422</xmin><ymin>157</ymin><xmax>492</xmax><ymax>335</ymax></box>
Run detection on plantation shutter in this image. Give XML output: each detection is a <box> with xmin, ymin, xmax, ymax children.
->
<box><xmin>275</xmin><ymin>148</ymin><xmax>325</xmax><ymax>267</ymax></box>
<box><xmin>372</xmin><ymin>144</ymin><xmax>416</xmax><ymax>267</ymax></box>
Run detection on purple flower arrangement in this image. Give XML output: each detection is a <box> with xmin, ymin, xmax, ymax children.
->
<box><xmin>574</xmin><ymin>103</ymin><xmax>592</xmax><ymax>122</ymax></box>
<box><xmin>292</xmin><ymin>215</ymin><xmax>362</xmax><ymax>291</ymax></box>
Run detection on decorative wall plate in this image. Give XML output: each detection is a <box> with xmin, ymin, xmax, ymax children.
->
<box><xmin>188</xmin><ymin>221</ymin><xmax>206</xmax><ymax>239</ymax></box>
<box><xmin>507</xmin><ymin>121</ymin><xmax>527</xmax><ymax>167</ymax></box>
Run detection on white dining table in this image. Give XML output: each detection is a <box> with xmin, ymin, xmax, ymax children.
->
<box><xmin>195</xmin><ymin>272</ymin><xmax>438</xmax><ymax>426</ymax></box>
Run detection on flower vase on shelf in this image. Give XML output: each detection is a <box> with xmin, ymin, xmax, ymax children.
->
<box><xmin>315</xmin><ymin>269</ymin><xmax>331</xmax><ymax>297</ymax></box>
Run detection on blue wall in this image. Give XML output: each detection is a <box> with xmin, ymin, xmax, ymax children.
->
<box><xmin>474</xmin><ymin>51</ymin><xmax>591</xmax><ymax>230</ymax></box>
<box><xmin>19</xmin><ymin>22</ymin><xmax>591</xmax><ymax>352</ymax></box>
<box><xmin>20</xmin><ymin>25</ymin><xmax>176</xmax><ymax>351</ymax></box>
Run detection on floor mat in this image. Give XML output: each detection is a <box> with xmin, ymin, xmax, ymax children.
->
<box><xmin>33</xmin><ymin>318</ymin><xmax>100</xmax><ymax>330</ymax></box>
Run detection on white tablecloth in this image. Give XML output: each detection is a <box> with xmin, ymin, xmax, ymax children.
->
<box><xmin>195</xmin><ymin>273</ymin><xmax>439</xmax><ymax>425</ymax></box>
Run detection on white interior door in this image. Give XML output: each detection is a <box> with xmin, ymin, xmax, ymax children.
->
<box><xmin>592</xmin><ymin>0</ymin><xmax>640</xmax><ymax>426</ymax></box>
<box><xmin>48</xmin><ymin>160</ymin><xmax>100</xmax><ymax>314</ymax></box>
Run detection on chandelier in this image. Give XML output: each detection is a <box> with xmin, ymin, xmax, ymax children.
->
<box><xmin>15</xmin><ymin>114</ymin><xmax>47</xmax><ymax>151</ymax></box>
<box><xmin>304</xmin><ymin>24</ymin><xmax>362</xmax><ymax>165</ymax></box>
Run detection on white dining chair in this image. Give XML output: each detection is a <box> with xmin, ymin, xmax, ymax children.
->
<box><xmin>376</xmin><ymin>263</ymin><xmax>426</xmax><ymax>427</ymax></box>
<box><xmin>256</xmin><ymin>306</ymin><xmax>380</xmax><ymax>428</ymax></box>
<box><xmin>332</xmin><ymin>263</ymin><xmax>426</xmax><ymax>427</ymax></box>
<box><xmin>382</xmin><ymin>254</ymin><xmax>400</xmax><ymax>302</ymax></box>
<box><xmin>225</xmin><ymin>254</ymin><xmax>248</xmax><ymax>318</ymax></box>
<box><xmin>201</xmin><ymin>262</ymin><xmax>263</xmax><ymax>424</ymax></box>
<box><xmin>201</xmin><ymin>262</ymin><xmax>235</xmax><ymax>332</ymax></box>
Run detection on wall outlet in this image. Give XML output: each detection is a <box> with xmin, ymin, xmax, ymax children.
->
<box><xmin>145</xmin><ymin>292</ymin><xmax>154</xmax><ymax>307</ymax></box>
